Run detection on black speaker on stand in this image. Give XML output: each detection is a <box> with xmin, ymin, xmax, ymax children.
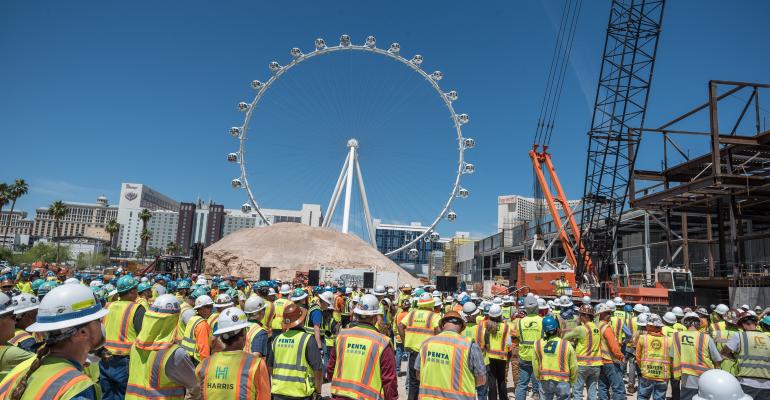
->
<box><xmin>308</xmin><ymin>270</ymin><xmax>320</xmax><ymax>286</ymax></box>
<box><xmin>436</xmin><ymin>276</ymin><xmax>458</xmax><ymax>293</ymax></box>
<box><xmin>363</xmin><ymin>272</ymin><xmax>374</xmax><ymax>289</ymax></box>
<box><xmin>259</xmin><ymin>267</ymin><xmax>271</xmax><ymax>281</ymax></box>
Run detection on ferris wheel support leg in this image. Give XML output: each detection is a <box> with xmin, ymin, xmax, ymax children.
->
<box><xmin>354</xmin><ymin>159</ymin><xmax>376</xmax><ymax>246</ymax></box>
<box><xmin>323</xmin><ymin>152</ymin><xmax>350</xmax><ymax>228</ymax></box>
<box><xmin>341</xmin><ymin>145</ymin><xmax>357</xmax><ymax>233</ymax></box>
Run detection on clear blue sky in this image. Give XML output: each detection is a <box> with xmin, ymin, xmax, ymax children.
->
<box><xmin>2</xmin><ymin>1</ymin><xmax>769</xmax><ymax>239</ymax></box>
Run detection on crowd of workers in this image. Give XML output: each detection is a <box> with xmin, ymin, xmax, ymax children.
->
<box><xmin>0</xmin><ymin>267</ymin><xmax>766</xmax><ymax>400</ymax></box>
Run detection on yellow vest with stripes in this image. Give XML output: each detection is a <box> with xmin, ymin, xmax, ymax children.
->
<box><xmin>719</xmin><ymin>328</ymin><xmax>739</xmax><ymax>375</ymax></box>
<box><xmin>260</xmin><ymin>300</ymin><xmax>274</xmax><ymax>329</ymax></box>
<box><xmin>638</xmin><ymin>334</ymin><xmax>670</xmax><ymax>381</ymax></box>
<box><xmin>208</xmin><ymin>311</ymin><xmax>220</xmax><ymax>333</ymax></box>
<box><xmin>574</xmin><ymin>321</ymin><xmax>602</xmax><ymax>367</ymax></box>
<box><xmin>517</xmin><ymin>315</ymin><xmax>543</xmax><ymax>362</ymax></box>
<box><xmin>7</xmin><ymin>329</ymin><xmax>35</xmax><ymax>350</ymax></box>
<box><xmin>17</xmin><ymin>357</ymin><xmax>95</xmax><ymax>400</ymax></box>
<box><xmin>403</xmin><ymin>309</ymin><xmax>437</xmax><ymax>352</ymax></box>
<box><xmin>126</xmin><ymin>310</ymin><xmax>185</xmax><ymax>400</ymax></box>
<box><xmin>418</xmin><ymin>331</ymin><xmax>476</xmax><ymax>400</ymax></box>
<box><xmin>103</xmin><ymin>300</ymin><xmax>140</xmax><ymax>355</ymax></box>
<box><xmin>271</xmin><ymin>298</ymin><xmax>291</xmax><ymax>331</ymax></box>
<box><xmin>672</xmin><ymin>330</ymin><xmax>714</xmax><ymax>378</ymax></box>
<box><xmin>331</xmin><ymin>325</ymin><xmax>389</xmax><ymax>400</ymax></box>
<box><xmin>175</xmin><ymin>302</ymin><xmax>192</xmax><ymax>342</ymax></box>
<box><xmin>180</xmin><ymin>314</ymin><xmax>207</xmax><ymax>362</ymax></box>
<box><xmin>734</xmin><ymin>330</ymin><xmax>770</xmax><ymax>379</ymax></box>
<box><xmin>244</xmin><ymin>323</ymin><xmax>266</xmax><ymax>354</ymax></box>
<box><xmin>535</xmin><ymin>337</ymin><xmax>573</xmax><ymax>382</ymax></box>
<box><xmin>485</xmin><ymin>321</ymin><xmax>511</xmax><ymax>360</ymax></box>
<box><xmin>197</xmin><ymin>351</ymin><xmax>262</xmax><ymax>400</ymax></box>
<box><xmin>271</xmin><ymin>330</ymin><xmax>315</xmax><ymax>397</ymax></box>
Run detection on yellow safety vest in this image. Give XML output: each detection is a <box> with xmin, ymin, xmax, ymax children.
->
<box><xmin>197</xmin><ymin>351</ymin><xmax>261</xmax><ymax>400</ymax></box>
<box><xmin>709</xmin><ymin>321</ymin><xmax>726</xmax><ymax>342</ymax></box>
<box><xmin>208</xmin><ymin>311</ymin><xmax>220</xmax><ymax>333</ymax></box>
<box><xmin>103</xmin><ymin>300</ymin><xmax>140</xmax><ymax>355</ymax></box>
<box><xmin>574</xmin><ymin>321</ymin><xmax>602</xmax><ymax>367</ymax></box>
<box><xmin>7</xmin><ymin>329</ymin><xmax>35</xmax><ymax>350</ymax></box>
<box><xmin>0</xmin><ymin>356</ymin><xmax>35</xmax><ymax>399</ymax></box>
<box><xmin>555</xmin><ymin>280</ymin><xmax>570</xmax><ymax>296</ymax></box>
<box><xmin>485</xmin><ymin>321</ymin><xmax>511</xmax><ymax>360</ymax></box>
<box><xmin>127</xmin><ymin>310</ymin><xmax>185</xmax><ymax>400</ymax></box>
<box><xmin>180</xmin><ymin>314</ymin><xmax>206</xmax><ymax>361</ymax></box>
<box><xmin>462</xmin><ymin>321</ymin><xmax>487</xmax><ymax>365</ymax></box>
<box><xmin>517</xmin><ymin>315</ymin><xmax>543</xmax><ymax>362</ymax></box>
<box><xmin>627</xmin><ymin>316</ymin><xmax>639</xmax><ymax>339</ymax></box>
<box><xmin>14</xmin><ymin>356</ymin><xmax>94</xmax><ymax>400</ymax></box>
<box><xmin>662</xmin><ymin>325</ymin><xmax>676</xmax><ymax>341</ymax></box>
<box><xmin>260</xmin><ymin>300</ymin><xmax>274</xmax><ymax>329</ymax></box>
<box><xmin>719</xmin><ymin>328</ymin><xmax>739</xmax><ymax>375</ymax></box>
<box><xmin>638</xmin><ymin>334</ymin><xmax>670</xmax><ymax>381</ymax></box>
<box><xmin>535</xmin><ymin>337</ymin><xmax>573</xmax><ymax>382</ymax></box>
<box><xmin>612</xmin><ymin>310</ymin><xmax>626</xmax><ymax>320</ymax></box>
<box><xmin>393</xmin><ymin>310</ymin><xmax>409</xmax><ymax>343</ymax></box>
<box><xmin>331</xmin><ymin>325</ymin><xmax>389</xmax><ymax>400</ymax></box>
<box><xmin>673</xmin><ymin>322</ymin><xmax>686</xmax><ymax>332</ymax></box>
<box><xmin>501</xmin><ymin>306</ymin><xmax>513</xmax><ymax>320</ymax></box>
<box><xmin>175</xmin><ymin>302</ymin><xmax>192</xmax><ymax>342</ymax></box>
<box><xmin>672</xmin><ymin>330</ymin><xmax>714</xmax><ymax>378</ymax></box>
<box><xmin>271</xmin><ymin>298</ymin><xmax>291</xmax><ymax>331</ymax></box>
<box><xmin>418</xmin><ymin>331</ymin><xmax>476</xmax><ymax>400</ymax></box>
<box><xmin>609</xmin><ymin>316</ymin><xmax>626</xmax><ymax>342</ymax></box>
<box><xmin>404</xmin><ymin>309</ymin><xmax>438</xmax><ymax>352</ymax></box>
<box><xmin>271</xmin><ymin>330</ymin><xmax>315</xmax><ymax>397</ymax></box>
<box><xmin>734</xmin><ymin>331</ymin><xmax>770</xmax><ymax>379</ymax></box>
<box><xmin>244</xmin><ymin>323</ymin><xmax>266</xmax><ymax>354</ymax></box>
<box><xmin>559</xmin><ymin>316</ymin><xmax>578</xmax><ymax>337</ymax></box>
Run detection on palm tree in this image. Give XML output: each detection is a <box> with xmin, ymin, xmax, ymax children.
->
<box><xmin>166</xmin><ymin>241</ymin><xmax>179</xmax><ymax>256</ymax></box>
<box><xmin>140</xmin><ymin>228</ymin><xmax>152</xmax><ymax>261</ymax></box>
<box><xmin>3</xmin><ymin>179</ymin><xmax>28</xmax><ymax>247</ymax></box>
<box><xmin>137</xmin><ymin>209</ymin><xmax>152</xmax><ymax>260</ymax></box>
<box><xmin>48</xmin><ymin>200</ymin><xmax>69</xmax><ymax>263</ymax></box>
<box><xmin>105</xmin><ymin>219</ymin><xmax>119</xmax><ymax>260</ymax></box>
<box><xmin>0</xmin><ymin>183</ymin><xmax>9</xmax><ymax>220</ymax></box>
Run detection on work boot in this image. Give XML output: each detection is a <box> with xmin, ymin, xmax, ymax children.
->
<box><xmin>627</xmin><ymin>384</ymin><xmax>636</xmax><ymax>394</ymax></box>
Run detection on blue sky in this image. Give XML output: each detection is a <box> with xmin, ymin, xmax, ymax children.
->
<box><xmin>2</xmin><ymin>1</ymin><xmax>769</xmax><ymax>239</ymax></box>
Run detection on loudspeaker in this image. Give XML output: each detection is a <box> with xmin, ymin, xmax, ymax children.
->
<box><xmin>307</xmin><ymin>270</ymin><xmax>320</xmax><ymax>286</ymax></box>
<box><xmin>363</xmin><ymin>272</ymin><xmax>374</xmax><ymax>289</ymax></box>
<box><xmin>436</xmin><ymin>276</ymin><xmax>458</xmax><ymax>293</ymax></box>
<box><xmin>259</xmin><ymin>267</ymin><xmax>271</xmax><ymax>281</ymax></box>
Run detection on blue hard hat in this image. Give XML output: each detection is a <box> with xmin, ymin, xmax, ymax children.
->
<box><xmin>236</xmin><ymin>279</ymin><xmax>245</xmax><ymax>288</ymax></box>
<box><xmin>542</xmin><ymin>315</ymin><xmax>559</xmax><ymax>333</ymax></box>
<box><xmin>624</xmin><ymin>304</ymin><xmax>633</xmax><ymax>313</ymax></box>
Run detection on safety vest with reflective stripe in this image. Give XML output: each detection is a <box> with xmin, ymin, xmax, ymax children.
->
<box><xmin>418</xmin><ymin>331</ymin><xmax>476</xmax><ymax>400</ymax></box>
<box><xmin>599</xmin><ymin>321</ymin><xmax>621</xmax><ymax>364</ymax></box>
<box><xmin>271</xmin><ymin>298</ymin><xmax>291</xmax><ymax>331</ymax></box>
<box><xmin>627</xmin><ymin>316</ymin><xmax>639</xmax><ymax>339</ymax></box>
<box><xmin>673</xmin><ymin>322</ymin><xmax>686</xmax><ymax>332</ymax></box>
<box><xmin>103</xmin><ymin>300</ymin><xmax>140</xmax><ymax>355</ymax></box>
<box><xmin>260</xmin><ymin>300</ymin><xmax>274</xmax><ymax>329</ymax></box>
<box><xmin>535</xmin><ymin>337</ymin><xmax>573</xmax><ymax>382</ymax></box>
<box><xmin>517</xmin><ymin>315</ymin><xmax>543</xmax><ymax>362</ymax></box>
<box><xmin>208</xmin><ymin>311</ymin><xmax>220</xmax><ymax>333</ymax></box>
<box><xmin>709</xmin><ymin>320</ymin><xmax>726</xmax><ymax>344</ymax></box>
<box><xmin>393</xmin><ymin>311</ymin><xmax>409</xmax><ymax>343</ymax></box>
<box><xmin>16</xmin><ymin>357</ymin><xmax>94</xmax><ymax>400</ymax></box>
<box><xmin>244</xmin><ymin>323</ymin><xmax>265</xmax><ymax>354</ymax></box>
<box><xmin>404</xmin><ymin>309</ymin><xmax>437</xmax><ymax>352</ymax></box>
<box><xmin>180</xmin><ymin>314</ymin><xmax>206</xmax><ymax>361</ymax></box>
<box><xmin>331</xmin><ymin>325</ymin><xmax>389</xmax><ymax>400</ymax></box>
<box><xmin>662</xmin><ymin>325</ymin><xmax>676</xmax><ymax>340</ymax></box>
<box><xmin>7</xmin><ymin>329</ymin><xmax>35</xmax><ymax>350</ymax></box>
<box><xmin>126</xmin><ymin>345</ymin><xmax>185</xmax><ymax>400</ymax></box>
<box><xmin>485</xmin><ymin>320</ymin><xmax>511</xmax><ymax>360</ymax></box>
<box><xmin>612</xmin><ymin>310</ymin><xmax>626</xmax><ymax>320</ymax></box>
<box><xmin>197</xmin><ymin>351</ymin><xmax>261</xmax><ymax>400</ymax></box>
<box><xmin>304</xmin><ymin>305</ymin><xmax>334</xmax><ymax>347</ymax></box>
<box><xmin>501</xmin><ymin>306</ymin><xmax>513</xmax><ymax>320</ymax></box>
<box><xmin>719</xmin><ymin>328</ymin><xmax>739</xmax><ymax>375</ymax></box>
<box><xmin>558</xmin><ymin>316</ymin><xmax>578</xmax><ymax>337</ymax></box>
<box><xmin>175</xmin><ymin>302</ymin><xmax>192</xmax><ymax>342</ymax></box>
<box><xmin>573</xmin><ymin>321</ymin><xmax>602</xmax><ymax>366</ymax></box>
<box><xmin>609</xmin><ymin>316</ymin><xmax>626</xmax><ymax>342</ymax></box>
<box><xmin>0</xmin><ymin>356</ymin><xmax>35</xmax><ymax>399</ymax></box>
<box><xmin>672</xmin><ymin>330</ymin><xmax>714</xmax><ymax>378</ymax></box>
<box><xmin>271</xmin><ymin>330</ymin><xmax>315</xmax><ymax>397</ymax></box>
<box><xmin>638</xmin><ymin>334</ymin><xmax>670</xmax><ymax>381</ymax></box>
<box><xmin>734</xmin><ymin>330</ymin><xmax>770</xmax><ymax>379</ymax></box>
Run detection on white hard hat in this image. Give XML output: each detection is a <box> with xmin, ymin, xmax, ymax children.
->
<box><xmin>637</xmin><ymin>313</ymin><xmax>648</xmax><ymax>327</ymax></box>
<box><xmin>351</xmin><ymin>295</ymin><xmax>360</xmax><ymax>303</ymax></box>
<box><xmin>643</xmin><ymin>305</ymin><xmax>650</xmax><ymax>313</ymax></box>
<box><xmin>632</xmin><ymin>304</ymin><xmax>644</xmax><ymax>313</ymax></box>
<box><xmin>355</xmin><ymin>294</ymin><xmax>382</xmax><ymax>316</ymax></box>
<box><xmin>559</xmin><ymin>295</ymin><xmax>573</xmax><ymax>307</ymax></box>
<box><xmin>214</xmin><ymin>307</ymin><xmax>250</xmax><ymax>337</ymax></box>
<box><xmin>433</xmin><ymin>297</ymin><xmax>442</xmax><ymax>307</ymax></box>
<box><xmin>244</xmin><ymin>296</ymin><xmax>266</xmax><ymax>314</ymax></box>
<box><xmin>0</xmin><ymin>293</ymin><xmax>16</xmax><ymax>316</ymax></box>
<box><xmin>196</xmin><ymin>277</ymin><xmax>207</xmax><ymax>285</ymax></box>
<box><xmin>27</xmin><ymin>284</ymin><xmax>108</xmax><ymax>332</ymax></box>
<box><xmin>663</xmin><ymin>311</ymin><xmax>677</xmax><ymax>325</ymax></box>
<box><xmin>214</xmin><ymin>294</ymin><xmax>234</xmax><ymax>309</ymax></box>
<box><xmin>537</xmin><ymin>298</ymin><xmax>549</xmax><ymax>310</ymax></box>
<box><xmin>524</xmin><ymin>295</ymin><xmax>538</xmax><ymax>310</ymax></box>
<box><xmin>605</xmin><ymin>300</ymin><xmax>616</xmax><ymax>308</ymax></box>
<box><xmin>613</xmin><ymin>297</ymin><xmax>625</xmax><ymax>306</ymax></box>
<box><xmin>318</xmin><ymin>291</ymin><xmax>334</xmax><ymax>305</ymax></box>
<box><xmin>151</xmin><ymin>294</ymin><xmax>180</xmax><ymax>314</ymax></box>
<box><xmin>373</xmin><ymin>285</ymin><xmax>387</xmax><ymax>296</ymax></box>
<box><xmin>648</xmin><ymin>313</ymin><xmax>664</xmax><ymax>327</ymax></box>
<box><xmin>12</xmin><ymin>293</ymin><xmax>40</xmax><ymax>315</ymax></box>
<box><xmin>290</xmin><ymin>290</ymin><xmax>307</xmax><ymax>302</ymax></box>
<box><xmin>740</xmin><ymin>304</ymin><xmax>750</xmax><ymax>311</ymax></box>
<box><xmin>470</xmin><ymin>292</ymin><xmax>479</xmax><ymax>300</ymax></box>
<box><xmin>492</xmin><ymin>297</ymin><xmax>503</xmax><ymax>305</ymax></box>
<box><xmin>64</xmin><ymin>278</ymin><xmax>80</xmax><ymax>285</ymax></box>
<box><xmin>194</xmin><ymin>295</ymin><xmax>214</xmax><ymax>309</ymax></box>
<box><xmin>345</xmin><ymin>287</ymin><xmax>353</xmax><ymax>295</ymax></box>
<box><xmin>141</xmin><ymin>277</ymin><xmax>149</xmax><ymax>283</ymax></box>
<box><xmin>432</xmin><ymin>290</ymin><xmax>441</xmax><ymax>297</ymax></box>
<box><xmin>596</xmin><ymin>303</ymin><xmax>613</xmax><ymax>315</ymax></box>
<box><xmin>386</xmin><ymin>288</ymin><xmax>395</xmax><ymax>295</ymax></box>
<box><xmin>488</xmin><ymin>304</ymin><xmax>503</xmax><ymax>318</ymax></box>
<box><xmin>89</xmin><ymin>280</ymin><xmax>103</xmax><ymax>288</ymax></box>
<box><xmin>672</xmin><ymin>306</ymin><xmax>684</xmax><ymax>317</ymax></box>
<box><xmin>581</xmin><ymin>296</ymin><xmax>591</xmax><ymax>305</ymax></box>
<box><xmin>462</xmin><ymin>302</ymin><xmax>479</xmax><ymax>317</ymax></box>
<box><xmin>401</xmin><ymin>283</ymin><xmax>412</xmax><ymax>290</ymax></box>
<box><xmin>267</xmin><ymin>288</ymin><xmax>276</xmax><ymax>296</ymax></box>
<box><xmin>279</xmin><ymin>284</ymin><xmax>291</xmax><ymax>295</ymax></box>
<box><xmin>445</xmin><ymin>295</ymin><xmax>454</xmax><ymax>303</ymax></box>
<box><xmin>693</xmin><ymin>369</ymin><xmax>752</xmax><ymax>400</ymax></box>
<box><xmin>715</xmin><ymin>304</ymin><xmax>729</xmax><ymax>316</ymax></box>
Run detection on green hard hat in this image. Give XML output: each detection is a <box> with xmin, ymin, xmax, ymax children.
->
<box><xmin>226</xmin><ymin>288</ymin><xmax>239</xmax><ymax>299</ymax></box>
<box><xmin>37</xmin><ymin>281</ymin><xmax>58</xmax><ymax>297</ymax></box>
<box><xmin>137</xmin><ymin>282</ymin><xmax>152</xmax><ymax>293</ymax></box>
<box><xmin>177</xmin><ymin>280</ymin><xmax>191</xmax><ymax>290</ymax></box>
<box><xmin>116</xmin><ymin>276</ymin><xmax>138</xmax><ymax>294</ymax></box>
<box><xmin>31</xmin><ymin>278</ymin><xmax>46</xmax><ymax>292</ymax></box>
<box><xmin>191</xmin><ymin>288</ymin><xmax>207</xmax><ymax>299</ymax></box>
<box><xmin>218</xmin><ymin>281</ymin><xmax>230</xmax><ymax>290</ymax></box>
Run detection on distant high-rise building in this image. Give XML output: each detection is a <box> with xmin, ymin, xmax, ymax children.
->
<box><xmin>497</xmin><ymin>194</ymin><xmax>581</xmax><ymax>231</ymax></box>
<box><xmin>373</xmin><ymin>219</ymin><xmax>446</xmax><ymax>277</ymax></box>
<box><xmin>176</xmin><ymin>202</ymin><xmax>196</xmax><ymax>254</ymax></box>
<box><xmin>205</xmin><ymin>204</ymin><xmax>225</xmax><ymax>246</ymax></box>
<box><xmin>117</xmin><ymin>183</ymin><xmax>179</xmax><ymax>253</ymax></box>
<box><xmin>32</xmin><ymin>196</ymin><xmax>118</xmax><ymax>239</ymax></box>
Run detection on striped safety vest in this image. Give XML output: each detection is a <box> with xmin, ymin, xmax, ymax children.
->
<box><xmin>16</xmin><ymin>357</ymin><xmax>95</xmax><ymax>400</ymax></box>
<box><xmin>270</xmin><ymin>298</ymin><xmax>291</xmax><ymax>331</ymax></box>
<box><xmin>180</xmin><ymin>314</ymin><xmax>207</xmax><ymax>361</ymax></box>
<box><xmin>574</xmin><ymin>321</ymin><xmax>602</xmax><ymax>367</ymax></box>
<box><xmin>197</xmin><ymin>351</ymin><xmax>262</xmax><ymax>400</ymax></box>
<box><xmin>418</xmin><ymin>331</ymin><xmax>476</xmax><ymax>400</ymax></box>
<box><xmin>103</xmin><ymin>300</ymin><xmax>140</xmax><ymax>355</ymax></box>
<box><xmin>517</xmin><ymin>315</ymin><xmax>543</xmax><ymax>362</ymax></box>
<box><xmin>672</xmin><ymin>330</ymin><xmax>714</xmax><ymax>378</ymax></box>
<box><xmin>535</xmin><ymin>337</ymin><xmax>573</xmax><ymax>382</ymax></box>
<box><xmin>7</xmin><ymin>329</ymin><xmax>35</xmax><ymax>350</ymax></box>
<box><xmin>271</xmin><ymin>330</ymin><xmax>315</xmax><ymax>398</ymax></box>
<box><xmin>331</xmin><ymin>326</ymin><xmax>390</xmax><ymax>400</ymax></box>
<box><xmin>485</xmin><ymin>320</ymin><xmax>511</xmax><ymax>360</ymax></box>
<box><xmin>126</xmin><ymin>311</ymin><xmax>186</xmax><ymax>400</ymax></box>
<box><xmin>638</xmin><ymin>334</ymin><xmax>670</xmax><ymax>381</ymax></box>
<box><xmin>734</xmin><ymin>330</ymin><xmax>770</xmax><ymax>379</ymax></box>
<box><xmin>599</xmin><ymin>321</ymin><xmax>621</xmax><ymax>364</ymax></box>
<box><xmin>403</xmin><ymin>309</ymin><xmax>437</xmax><ymax>352</ymax></box>
<box><xmin>244</xmin><ymin>323</ymin><xmax>266</xmax><ymax>354</ymax></box>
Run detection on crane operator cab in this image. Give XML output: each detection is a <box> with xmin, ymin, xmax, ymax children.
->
<box><xmin>655</xmin><ymin>267</ymin><xmax>694</xmax><ymax>293</ymax></box>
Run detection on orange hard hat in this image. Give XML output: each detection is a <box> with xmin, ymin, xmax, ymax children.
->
<box><xmin>281</xmin><ymin>303</ymin><xmax>307</xmax><ymax>331</ymax></box>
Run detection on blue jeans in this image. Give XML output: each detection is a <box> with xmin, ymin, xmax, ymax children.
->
<box><xmin>540</xmin><ymin>380</ymin><xmax>571</xmax><ymax>400</ymax></box>
<box><xmin>395</xmin><ymin>342</ymin><xmax>404</xmax><ymax>375</ymax></box>
<box><xmin>476</xmin><ymin>384</ymin><xmax>489</xmax><ymax>400</ymax></box>
<box><xmin>598</xmin><ymin>363</ymin><xmax>625</xmax><ymax>400</ymax></box>
<box><xmin>572</xmin><ymin>365</ymin><xmax>600</xmax><ymax>400</ymax></box>
<box><xmin>515</xmin><ymin>360</ymin><xmax>539</xmax><ymax>400</ymax></box>
<box><xmin>637</xmin><ymin>377</ymin><xmax>667</xmax><ymax>400</ymax></box>
<box><xmin>99</xmin><ymin>356</ymin><xmax>129</xmax><ymax>400</ymax></box>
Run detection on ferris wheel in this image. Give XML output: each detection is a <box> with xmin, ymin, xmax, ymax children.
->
<box><xmin>226</xmin><ymin>34</ymin><xmax>475</xmax><ymax>257</ymax></box>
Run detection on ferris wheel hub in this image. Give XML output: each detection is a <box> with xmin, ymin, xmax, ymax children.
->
<box><xmin>347</xmin><ymin>138</ymin><xmax>359</xmax><ymax>148</ymax></box>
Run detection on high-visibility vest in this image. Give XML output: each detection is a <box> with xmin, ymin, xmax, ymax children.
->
<box><xmin>271</xmin><ymin>298</ymin><xmax>291</xmax><ymax>331</ymax></box>
<box><xmin>260</xmin><ymin>300</ymin><xmax>274</xmax><ymax>329</ymax></box>
<box><xmin>535</xmin><ymin>337</ymin><xmax>573</xmax><ymax>382</ymax></box>
<box><xmin>709</xmin><ymin>320</ymin><xmax>726</xmax><ymax>343</ymax></box>
<box><xmin>103</xmin><ymin>300</ymin><xmax>140</xmax><ymax>355</ymax></box>
<box><xmin>502</xmin><ymin>306</ymin><xmax>513</xmax><ymax>320</ymax></box>
<box><xmin>558</xmin><ymin>316</ymin><xmax>578</xmax><ymax>337</ymax></box>
<box><xmin>638</xmin><ymin>334</ymin><xmax>670</xmax><ymax>381</ymax></box>
<box><xmin>175</xmin><ymin>302</ymin><xmax>192</xmax><ymax>342</ymax></box>
<box><xmin>404</xmin><ymin>309</ymin><xmax>437</xmax><ymax>352</ymax></box>
<box><xmin>609</xmin><ymin>316</ymin><xmax>626</xmax><ymax>342</ymax></box>
<box><xmin>719</xmin><ymin>328</ymin><xmax>739</xmax><ymax>375</ymax></box>
<box><xmin>197</xmin><ymin>351</ymin><xmax>262</xmax><ymax>400</ymax></box>
<box><xmin>418</xmin><ymin>331</ymin><xmax>476</xmax><ymax>400</ymax></box>
<box><xmin>342</xmin><ymin>297</ymin><xmax>352</xmax><ymax>317</ymax></box>
<box><xmin>7</xmin><ymin>329</ymin><xmax>35</xmax><ymax>350</ymax></box>
<box><xmin>14</xmin><ymin>356</ymin><xmax>94</xmax><ymax>400</ymax></box>
<box><xmin>271</xmin><ymin>330</ymin><xmax>315</xmax><ymax>398</ymax></box>
<box><xmin>393</xmin><ymin>310</ymin><xmax>409</xmax><ymax>343</ymax></box>
<box><xmin>485</xmin><ymin>320</ymin><xmax>511</xmax><ymax>360</ymax></box>
<box><xmin>127</xmin><ymin>310</ymin><xmax>186</xmax><ymax>400</ymax></box>
<box><xmin>599</xmin><ymin>321</ymin><xmax>621</xmax><ymax>364</ymax></box>
<box><xmin>0</xmin><ymin>356</ymin><xmax>35</xmax><ymax>398</ymax></box>
<box><xmin>180</xmin><ymin>314</ymin><xmax>206</xmax><ymax>361</ymax></box>
<box><xmin>672</xmin><ymin>330</ymin><xmax>714</xmax><ymax>377</ymax></box>
<box><xmin>331</xmin><ymin>326</ymin><xmax>389</xmax><ymax>400</ymax></box>
<box><xmin>612</xmin><ymin>310</ymin><xmax>626</xmax><ymax>320</ymax></box>
<box><xmin>244</xmin><ymin>323</ymin><xmax>266</xmax><ymax>354</ymax></box>
<box><xmin>555</xmin><ymin>279</ymin><xmax>570</xmax><ymax>296</ymax></box>
<box><xmin>137</xmin><ymin>297</ymin><xmax>150</xmax><ymax>310</ymax></box>
<box><xmin>332</xmin><ymin>294</ymin><xmax>342</xmax><ymax>323</ymax></box>
<box><xmin>462</xmin><ymin>321</ymin><xmax>485</xmax><ymax>351</ymax></box>
<box><xmin>627</xmin><ymin>316</ymin><xmax>639</xmax><ymax>339</ymax></box>
<box><xmin>304</xmin><ymin>305</ymin><xmax>334</xmax><ymax>347</ymax></box>
<box><xmin>208</xmin><ymin>311</ymin><xmax>220</xmax><ymax>333</ymax></box>
<box><xmin>673</xmin><ymin>322</ymin><xmax>686</xmax><ymax>332</ymax></box>
<box><xmin>734</xmin><ymin>331</ymin><xmax>770</xmax><ymax>379</ymax></box>
<box><xmin>662</xmin><ymin>325</ymin><xmax>676</xmax><ymax>341</ymax></box>
<box><xmin>517</xmin><ymin>315</ymin><xmax>543</xmax><ymax>362</ymax></box>
<box><xmin>574</xmin><ymin>321</ymin><xmax>602</xmax><ymax>367</ymax></box>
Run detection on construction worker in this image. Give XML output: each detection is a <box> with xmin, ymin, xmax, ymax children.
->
<box><xmin>6</xmin><ymin>284</ymin><xmax>105</xmax><ymax>399</ymax></box>
<box><xmin>181</xmin><ymin>294</ymin><xmax>214</xmax><ymax>364</ymax></box>
<box><xmin>327</xmin><ymin>294</ymin><xmax>398</xmax><ymax>400</ymax></box>
<box><xmin>634</xmin><ymin>314</ymin><xmax>671</xmax><ymax>400</ymax></box>
<box><xmin>8</xmin><ymin>293</ymin><xmax>39</xmax><ymax>352</ymax></box>
<box><xmin>672</xmin><ymin>306</ymin><xmax>687</xmax><ymax>331</ymax></box>
<box><xmin>210</xmin><ymin>293</ymin><xmax>233</xmax><ymax>333</ymax></box>
<box><xmin>269</xmin><ymin>303</ymin><xmax>324</xmax><ymax>400</ymax></box>
<box><xmin>716</xmin><ymin>309</ymin><xmax>741</xmax><ymax>375</ymax></box>
<box><xmin>563</xmin><ymin>304</ymin><xmax>601</xmax><ymax>400</ymax></box>
<box><xmin>661</xmin><ymin>311</ymin><xmax>681</xmax><ymax>399</ymax></box>
<box><xmin>556</xmin><ymin>295</ymin><xmax>578</xmax><ymax>337</ymax></box>
<box><xmin>722</xmin><ymin>310</ymin><xmax>770</xmax><ymax>399</ymax></box>
<box><xmin>0</xmin><ymin>293</ymin><xmax>34</xmax><ymax>382</ymax></box>
<box><xmin>458</xmin><ymin>301</ymin><xmax>488</xmax><ymax>399</ymax></box>
<box><xmin>551</xmin><ymin>272</ymin><xmax>570</xmax><ymax>297</ymax></box>
<box><xmin>672</xmin><ymin>312</ymin><xmax>722</xmax><ymax>400</ymax></box>
<box><xmin>136</xmin><ymin>282</ymin><xmax>152</xmax><ymax>309</ymax></box>
<box><xmin>485</xmin><ymin>304</ymin><xmax>512</xmax><ymax>400</ymax></box>
<box><xmin>100</xmin><ymin>275</ymin><xmax>145</xmax><ymax>400</ymax></box>
<box><xmin>243</xmin><ymin>296</ymin><xmax>269</xmax><ymax>357</ymax></box>
<box><xmin>14</xmin><ymin>271</ymin><xmax>32</xmax><ymax>295</ymax></box>
<box><xmin>398</xmin><ymin>283</ymin><xmax>412</xmax><ymax>306</ymax></box>
<box><xmin>271</xmin><ymin>284</ymin><xmax>292</xmax><ymax>340</ymax></box>
<box><xmin>196</xmin><ymin>307</ymin><xmax>270</xmax><ymax>400</ymax></box>
<box><xmin>393</xmin><ymin>298</ymin><xmax>411</xmax><ymax>378</ymax></box>
<box><xmin>415</xmin><ymin>311</ymin><xmax>487</xmax><ymax>400</ymax></box>
<box><xmin>304</xmin><ymin>290</ymin><xmax>334</xmax><ymax>371</ymax></box>
<box><xmin>513</xmin><ymin>294</ymin><xmax>542</xmax><ymax>400</ymax></box>
<box><xmin>533</xmin><ymin>315</ymin><xmax>578</xmax><ymax>400</ymax></box>
<box><xmin>398</xmin><ymin>292</ymin><xmax>439</xmax><ymax>400</ymax></box>
<box><xmin>596</xmin><ymin>302</ymin><xmax>625</xmax><ymax>400</ymax></box>
<box><xmin>151</xmin><ymin>275</ymin><xmax>167</xmax><ymax>299</ymax></box>
<box><xmin>708</xmin><ymin>304</ymin><xmax>728</xmax><ymax>339</ymax></box>
<box><xmin>126</xmin><ymin>294</ymin><xmax>199</xmax><ymax>400</ymax></box>
<box><xmin>258</xmin><ymin>286</ymin><xmax>275</xmax><ymax>329</ymax></box>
